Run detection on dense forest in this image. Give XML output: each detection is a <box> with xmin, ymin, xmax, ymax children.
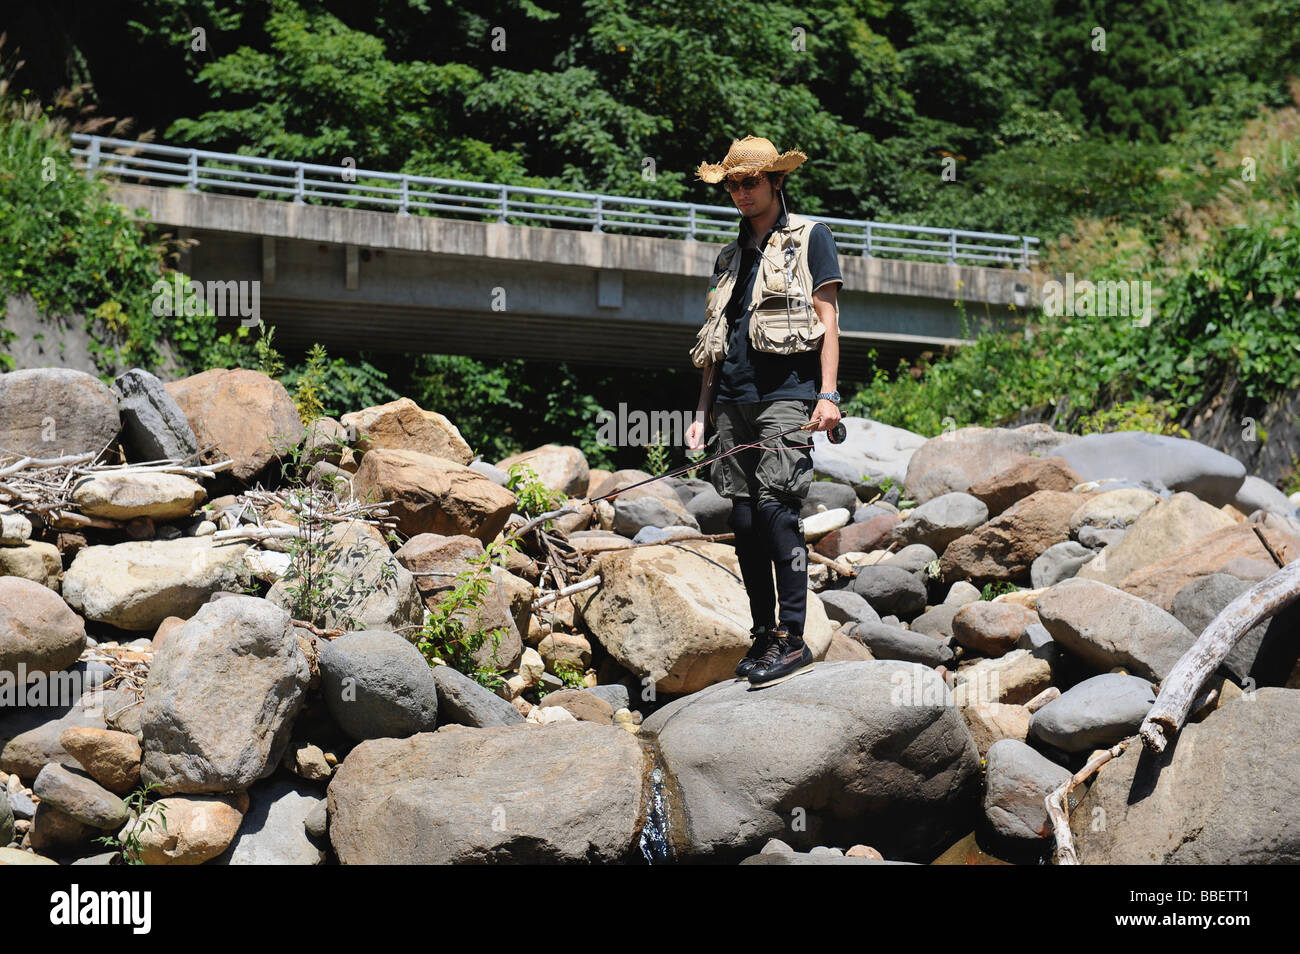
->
<box><xmin>3</xmin><ymin>0</ymin><xmax>1300</xmax><ymax>472</ymax></box>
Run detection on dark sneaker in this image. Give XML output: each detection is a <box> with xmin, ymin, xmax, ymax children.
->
<box><xmin>734</xmin><ymin>626</ymin><xmax>777</xmax><ymax>679</ymax></box>
<box><xmin>747</xmin><ymin>635</ymin><xmax>814</xmax><ymax>689</ymax></box>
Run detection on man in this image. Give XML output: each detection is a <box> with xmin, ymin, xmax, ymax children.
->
<box><xmin>685</xmin><ymin>136</ymin><xmax>843</xmax><ymax>688</ymax></box>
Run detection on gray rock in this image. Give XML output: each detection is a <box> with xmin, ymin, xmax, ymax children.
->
<box><xmin>1056</xmin><ymin>432</ymin><xmax>1246</xmax><ymax>508</ymax></box>
<box><xmin>843</xmin><ymin>621</ymin><xmax>954</xmax><ymax>666</ymax></box>
<box><xmin>850</xmin><ymin>564</ymin><xmax>928</xmax><ymax>619</ymax></box>
<box><xmin>70</xmin><ymin>852</ymin><xmax>119</xmax><ymax>865</ymax></box>
<box><xmin>810</xmin><ymin>417</ymin><xmax>927</xmax><ymax>493</ymax></box>
<box><xmin>218</xmin><ymin>776</ymin><xmax>325</xmax><ymax>865</ymax></box>
<box><xmin>328</xmin><ymin>722</ymin><xmax>646</xmax><ymax>863</ymax></box>
<box><xmin>1029</xmin><ymin>673</ymin><xmax>1156</xmax><ymax>752</ymax></box>
<box><xmin>891</xmin><ymin>493</ymin><xmax>989</xmax><ymax>552</ymax></box>
<box><xmin>1170</xmin><ymin>574</ymin><xmax>1300</xmax><ymax>686</ymax></box>
<box><xmin>1231</xmin><ymin>475</ymin><xmax>1293</xmax><ymax>518</ymax></box>
<box><xmin>613</xmin><ymin>496</ymin><xmax>700</xmax><ymax>536</ymax></box>
<box><xmin>910</xmin><ymin>604</ymin><xmax>962</xmax><ymax>641</ymax></box>
<box><xmin>817</xmin><ymin>589</ymin><xmax>881</xmax><ymax>627</ymax></box>
<box><xmin>853</xmin><ymin>502</ymin><xmax>898</xmax><ymax>524</ymax></box>
<box><xmin>883</xmin><ymin>543</ymin><xmax>939</xmax><ymax>575</ymax></box>
<box><xmin>943</xmin><ymin>581</ymin><xmax>982</xmax><ymax>606</ymax></box>
<box><xmin>114</xmin><ymin>368</ymin><xmax>199</xmax><ymax>463</ymax></box>
<box><xmin>1074</xmin><ymin>689</ymin><xmax>1300</xmax><ymax>863</ymax></box>
<box><xmin>1017</xmin><ymin>621</ymin><xmax>1058</xmax><ymax>663</ymax></box>
<box><xmin>431</xmin><ymin>664</ymin><xmax>525</xmax><ymax>727</ymax></box>
<box><xmin>141</xmin><ymin>596</ymin><xmax>310</xmax><ymax>795</ymax></box>
<box><xmin>1035</xmin><ymin>578</ymin><xmax>1197</xmax><ymax>681</ymax></box>
<box><xmin>0</xmin><ymin>368</ymin><xmax>121</xmax><ymax>458</ymax></box>
<box><xmin>319</xmin><ymin>630</ymin><xmax>439</xmax><ymax>742</ymax></box>
<box><xmin>304</xmin><ymin>798</ymin><xmax>327</xmax><ymax>840</ymax></box>
<box><xmin>0</xmin><ymin>577</ymin><xmax>87</xmax><ymax>675</ymax></box>
<box><xmin>1030</xmin><ymin>540</ymin><xmax>1095</xmax><ymax>589</ymax></box>
<box><xmin>8</xmin><ymin>790</ymin><xmax>36</xmax><ymax>820</ymax></box>
<box><xmin>642</xmin><ymin>660</ymin><xmax>979</xmax><ymax>862</ymax></box>
<box><xmin>671</xmin><ymin>477</ymin><xmax>712</xmax><ymax>505</ymax></box>
<box><xmin>586</xmin><ymin>684</ymin><xmax>631</xmax><ymax>713</ymax></box>
<box><xmin>802</xmin><ymin>481</ymin><xmax>859</xmax><ymax>517</ymax></box>
<box><xmin>0</xmin><ymin>685</ymin><xmax>135</xmax><ymax>780</ymax></box>
<box><xmin>631</xmin><ymin>525</ymin><xmax>703</xmax><ymax>545</ymax></box>
<box><xmin>1077</xmin><ymin>525</ymin><xmax>1125</xmax><ymax>550</ymax></box>
<box><xmin>0</xmin><ymin>784</ymin><xmax>12</xmax><ymax>844</ymax></box>
<box><xmin>686</xmin><ymin>485</ymin><xmax>732</xmax><ymax>534</ymax></box>
<box><xmin>33</xmin><ymin>763</ymin><xmax>128</xmax><ymax>829</ymax></box>
<box><xmin>983</xmin><ymin>739</ymin><xmax>1076</xmax><ymax>840</ymax></box>
<box><xmin>468</xmin><ymin>459</ymin><xmax>510</xmax><ymax>486</ymax></box>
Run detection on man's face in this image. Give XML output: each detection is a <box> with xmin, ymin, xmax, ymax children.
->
<box><xmin>726</xmin><ymin>173</ymin><xmax>782</xmax><ymax>218</ymax></box>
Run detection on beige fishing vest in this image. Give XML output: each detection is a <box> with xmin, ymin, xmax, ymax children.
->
<box><xmin>689</xmin><ymin>212</ymin><xmax>835</xmax><ymax>369</ymax></box>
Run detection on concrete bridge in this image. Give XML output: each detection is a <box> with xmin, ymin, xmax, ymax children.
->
<box><xmin>77</xmin><ymin>137</ymin><xmax>1036</xmax><ymax>382</ymax></box>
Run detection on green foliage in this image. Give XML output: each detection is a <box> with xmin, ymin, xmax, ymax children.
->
<box><xmin>550</xmin><ymin>659</ymin><xmax>588</xmax><ymax>690</ymax></box>
<box><xmin>95</xmin><ymin>782</ymin><xmax>168</xmax><ymax>866</ymax></box>
<box><xmin>979</xmin><ymin>581</ymin><xmax>1021</xmax><ymax>601</ymax></box>
<box><xmin>280</xmin><ymin>349</ymin><xmax>398</xmax><ymax>419</ymax></box>
<box><xmin>413</xmin><ymin>541</ymin><xmax>515</xmax><ymax>690</ymax></box>
<box><xmin>290</xmin><ymin>343</ymin><xmax>329</xmax><ymax>425</ymax></box>
<box><xmin>1075</xmin><ymin>397</ymin><xmax>1190</xmax><ymax>438</ymax></box>
<box><xmin>643</xmin><ymin>428</ymin><xmax>669</xmax><ymax>477</ymax></box>
<box><xmin>506</xmin><ymin>463</ymin><xmax>565</xmax><ymax>522</ymax></box>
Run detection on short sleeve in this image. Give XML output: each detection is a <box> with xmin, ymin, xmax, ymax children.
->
<box><xmin>807</xmin><ymin>223</ymin><xmax>842</xmax><ymax>291</ymax></box>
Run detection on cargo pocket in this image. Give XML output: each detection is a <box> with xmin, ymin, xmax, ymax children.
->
<box><xmin>750</xmin><ymin>304</ymin><xmax>825</xmax><ymax>355</ymax></box>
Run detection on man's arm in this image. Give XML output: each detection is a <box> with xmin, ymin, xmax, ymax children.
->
<box><xmin>696</xmin><ymin>362</ymin><xmax>719</xmax><ymax>424</ymax></box>
<box><xmin>812</xmin><ymin>283</ymin><xmax>841</xmax><ymax>430</ymax></box>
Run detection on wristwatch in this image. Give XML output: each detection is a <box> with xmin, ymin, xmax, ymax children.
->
<box><xmin>817</xmin><ymin>390</ymin><xmax>841</xmax><ymax>404</ymax></box>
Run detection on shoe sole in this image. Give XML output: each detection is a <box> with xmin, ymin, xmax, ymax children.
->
<box><xmin>747</xmin><ymin>661</ymin><xmax>815</xmax><ymax>690</ymax></box>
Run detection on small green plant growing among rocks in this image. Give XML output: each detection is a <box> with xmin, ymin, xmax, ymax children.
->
<box><xmin>551</xmin><ymin>659</ymin><xmax>588</xmax><ymax>690</ymax></box>
<box><xmin>980</xmin><ymin>581</ymin><xmax>1021</xmax><ymax>601</ymax></box>
<box><xmin>414</xmin><ymin>541</ymin><xmax>513</xmax><ymax>691</ymax></box>
<box><xmin>95</xmin><ymin>782</ymin><xmax>168</xmax><ymax>865</ymax></box>
<box><xmin>506</xmin><ymin>463</ymin><xmax>565</xmax><ymax>524</ymax></box>
<box><xmin>644</xmin><ymin>428</ymin><xmax>670</xmax><ymax>477</ymax></box>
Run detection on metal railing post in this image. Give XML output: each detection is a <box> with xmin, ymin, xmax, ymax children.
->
<box><xmin>399</xmin><ymin>176</ymin><xmax>410</xmax><ymax>216</ymax></box>
<box><xmin>85</xmin><ymin>137</ymin><xmax>101</xmax><ymax>181</ymax></box>
<box><xmin>948</xmin><ymin>231</ymin><xmax>957</xmax><ymax>265</ymax></box>
<box><xmin>499</xmin><ymin>186</ymin><xmax>508</xmax><ymax>223</ymax></box>
<box><xmin>593</xmin><ymin>196</ymin><xmax>603</xmax><ymax>233</ymax></box>
<box><xmin>864</xmin><ymin>223</ymin><xmax>872</xmax><ymax>257</ymax></box>
<box><xmin>294</xmin><ymin>165</ymin><xmax>305</xmax><ymax>204</ymax></box>
<box><xmin>1021</xmin><ymin>236</ymin><xmax>1031</xmax><ymax>268</ymax></box>
<box><xmin>688</xmin><ymin>205</ymin><xmax>696</xmax><ymax>241</ymax></box>
<box><xmin>187</xmin><ymin>150</ymin><xmax>198</xmax><ymax>192</ymax></box>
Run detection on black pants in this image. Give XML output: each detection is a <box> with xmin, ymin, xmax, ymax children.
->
<box><xmin>709</xmin><ymin>399</ymin><xmax>816</xmax><ymax>640</ymax></box>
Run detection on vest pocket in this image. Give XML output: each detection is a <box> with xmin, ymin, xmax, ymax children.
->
<box><xmin>689</xmin><ymin>309</ymin><xmax>728</xmax><ymax>367</ymax></box>
<box><xmin>750</xmin><ymin>304</ymin><xmax>824</xmax><ymax>354</ymax></box>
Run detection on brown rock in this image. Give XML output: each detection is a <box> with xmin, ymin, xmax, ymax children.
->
<box><xmin>824</xmin><ymin>631</ymin><xmax>875</xmax><ymax>661</ymax></box>
<box><xmin>354</xmin><ymin>449</ymin><xmax>516</xmax><ymax>544</ymax></box>
<box><xmin>165</xmin><ymin>368</ymin><xmax>301</xmax><ymax>481</ymax></box>
<box><xmin>59</xmin><ymin>728</ymin><xmax>142</xmax><ymax>795</ymax></box>
<box><xmin>961</xmin><ymin>701</ymin><xmax>1032</xmax><ymax>757</ymax></box>
<box><xmin>968</xmin><ymin>456</ymin><xmax>1082</xmax><ymax>517</ymax></box>
<box><xmin>496</xmin><ymin>444</ymin><xmax>590</xmax><ymax>498</ymax></box>
<box><xmin>537</xmin><ymin>688</ymin><xmax>614</xmax><ymax>724</ymax></box>
<box><xmin>153</xmin><ymin>616</ymin><xmax>186</xmax><ymax>649</ymax></box>
<box><xmin>940</xmin><ymin>491</ymin><xmax>1087</xmax><ymax>583</ymax></box>
<box><xmin>952</xmin><ymin>601</ymin><xmax>1039</xmax><ymax>657</ymax></box>
<box><xmin>341</xmin><ymin>397</ymin><xmax>472</xmax><ymax>465</ymax></box>
<box><xmin>28</xmin><ymin>803</ymin><xmax>96</xmax><ymax>854</ymax></box>
<box><xmin>953</xmin><ymin>650</ymin><xmax>1052</xmax><ymax>706</ymax></box>
<box><xmin>903</xmin><ymin>424</ymin><xmax>1075</xmax><ymax>504</ymax></box>
<box><xmin>538</xmin><ymin>632</ymin><xmax>593</xmax><ymax>671</ymax></box>
<box><xmin>0</xmin><ymin>577</ymin><xmax>86</xmax><ymax>675</ymax></box>
<box><xmin>1076</xmin><ymin>492</ymin><xmax>1236</xmax><ymax>588</ymax></box>
<box><xmin>0</xmin><ymin>541</ymin><xmax>62</xmax><ymax>591</ymax></box>
<box><xmin>136</xmin><ymin>792</ymin><xmax>248</xmax><ymax>865</ymax></box>
<box><xmin>815</xmin><ymin>513</ymin><xmax>899</xmax><ymax>559</ymax></box>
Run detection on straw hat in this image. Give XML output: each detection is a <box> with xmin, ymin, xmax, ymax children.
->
<box><xmin>696</xmin><ymin>136</ymin><xmax>808</xmax><ymax>183</ymax></box>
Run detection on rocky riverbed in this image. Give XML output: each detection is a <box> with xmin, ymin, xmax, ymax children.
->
<box><xmin>1</xmin><ymin>365</ymin><xmax>1298</xmax><ymax>865</ymax></box>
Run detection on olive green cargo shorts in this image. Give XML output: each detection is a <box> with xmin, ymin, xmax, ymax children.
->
<box><xmin>708</xmin><ymin>398</ymin><xmax>817</xmax><ymax>507</ymax></box>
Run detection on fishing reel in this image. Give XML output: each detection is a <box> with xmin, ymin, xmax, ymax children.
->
<box><xmin>828</xmin><ymin>421</ymin><xmax>847</xmax><ymax>444</ymax></box>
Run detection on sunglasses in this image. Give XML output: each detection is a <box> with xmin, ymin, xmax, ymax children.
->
<box><xmin>722</xmin><ymin>176</ymin><xmax>767</xmax><ymax>193</ymax></box>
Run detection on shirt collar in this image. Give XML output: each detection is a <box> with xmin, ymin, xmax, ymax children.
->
<box><xmin>737</xmin><ymin>205</ymin><xmax>789</xmax><ymax>248</ymax></box>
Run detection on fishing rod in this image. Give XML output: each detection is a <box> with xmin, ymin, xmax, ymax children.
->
<box><xmin>586</xmin><ymin>416</ymin><xmax>847</xmax><ymax>505</ymax></box>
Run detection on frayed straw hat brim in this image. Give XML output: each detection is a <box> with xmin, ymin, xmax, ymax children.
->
<box><xmin>696</xmin><ymin>136</ymin><xmax>808</xmax><ymax>183</ymax></box>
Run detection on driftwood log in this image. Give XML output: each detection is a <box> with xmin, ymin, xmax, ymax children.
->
<box><xmin>1045</xmin><ymin>738</ymin><xmax>1132</xmax><ymax>865</ymax></box>
<box><xmin>1139</xmin><ymin>547</ymin><xmax>1300</xmax><ymax>753</ymax></box>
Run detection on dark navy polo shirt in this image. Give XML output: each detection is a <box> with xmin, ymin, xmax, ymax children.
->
<box><xmin>715</xmin><ymin>208</ymin><xmax>842</xmax><ymax>405</ymax></box>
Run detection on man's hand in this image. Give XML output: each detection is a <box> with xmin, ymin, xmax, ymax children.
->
<box><xmin>686</xmin><ymin>416</ymin><xmax>707</xmax><ymax>451</ymax></box>
<box><xmin>810</xmin><ymin>398</ymin><xmax>841</xmax><ymax>432</ymax></box>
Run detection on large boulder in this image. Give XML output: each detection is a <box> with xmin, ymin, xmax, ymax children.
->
<box><xmin>983</xmin><ymin>739</ymin><xmax>1076</xmax><ymax>840</ymax></box>
<box><xmin>0</xmin><ymin>577</ymin><xmax>86</xmax><ymax>676</ymax></box>
<box><xmin>1055</xmin><ymin>432</ymin><xmax>1247</xmax><ymax>508</ymax></box>
<box><xmin>62</xmin><ymin>537</ymin><xmax>249</xmax><ymax>631</ymax></box>
<box><xmin>1034</xmin><ymin>578</ymin><xmax>1195</xmax><ymax>681</ymax></box>
<box><xmin>32</xmin><ymin>763</ymin><xmax>129</xmax><ymax>829</ymax></box>
<box><xmin>328</xmin><ymin>722</ymin><xmax>646</xmax><ymax>864</ymax></box>
<box><xmin>70</xmin><ymin>472</ymin><xmax>206</xmax><ymax>521</ymax></box>
<box><xmin>1028</xmin><ymin>673</ymin><xmax>1157</xmax><ymax>752</ymax></box>
<box><xmin>352</xmin><ymin>448</ymin><xmax>516</xmax><ymax>544</ymax></box>
<box><xmin>0</xmin><ymin>368</ymin><xmax>121</xmax><ymax>458</ymax></box>
<box><xmin>810</xmin><ymin>417</ymin><xmax>927</xmax><ymax>490</ymax></box>
<box><xmin>940</xmin><ymin>491</ymin><xmax>1086</xmax><ymax>583</ymax></box>
<box><xmin>1170</xmin><ymin>573</ymin><xmax>1300</xmax><ymax>687</ymax></box>
<box><xmin>572</xmin><ymin>540</ymin><xmax>833</xmax><ymax>694</ymax></box>
<box><xmin>341</xmin><ymin>397</ymin><xmax>473</xmax><ymax>464</ymax></box>
<box><xmin>165</xmin><ymin>368</ymin><xmax>301</xmax><ymax>481</ymax></box>
<box><xmin>430</xmin><ymin>664</ymin><xmax>525</xmax><ymax>727</ymax></box>
<box><xmin>140</xmin><ymin>596</ymin><xmax>310</xmax><ymax>795</ymax></box>
<box><xmin>496</xmin><ymin>444</ymin><xmax>590</xmax><ymax>498</ymax></box>
<box><xmin>1075</xmin><ymin>492</ymin><xmax>1236</xmax><ymax>587</ymax></box>
<box><xmin>890</xmin><ymin>492</ymin><xmax>988</xmax><ymax>552</ymax></box>
<box><xmin>968</xmin><ymin>456</ymin><xmax>1082</xmax><ymax>517</ymax></box>
<box><xmin>318</xmin><ymin>630</ymin><xmax>440</xmax><ymax>742</ymax></box>
<box><xmin>267</xmin><ymin>521</ymin><xmax>422</xmax><ymax>635</ymax></box>
<box><xmin>903</xmin><ymin>424</ymin><xmax>1074</xmax><ymax>505</ymax></box>
<box><xmin>642</xmin><ymin>660</ymin><xmax>980</xmax><ymax>862</ymax></box>
<box><xmin>1232</xmin><ymin>475</ymin><xmax>1294</xmax><ymax>518</ymax></box>
<box><xmin>1073</xmin><ymin>689</ymin><xmax>1300</xmax><ymax>863</ymax></box>
<box><xmin>114</xmin><ymin>368</ymin><xmax>199</xmax><ymax>463</ymax></box>
<box><xmin>217</xmin><ymin>775</ymin><xmax>325</xmax><ymax>865</ymax></box>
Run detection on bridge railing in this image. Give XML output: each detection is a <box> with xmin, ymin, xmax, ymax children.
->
<box><xmin>70</xmin><ymin>135</ymin><xmax>1039</xmax><ymax>267</ymax></box>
